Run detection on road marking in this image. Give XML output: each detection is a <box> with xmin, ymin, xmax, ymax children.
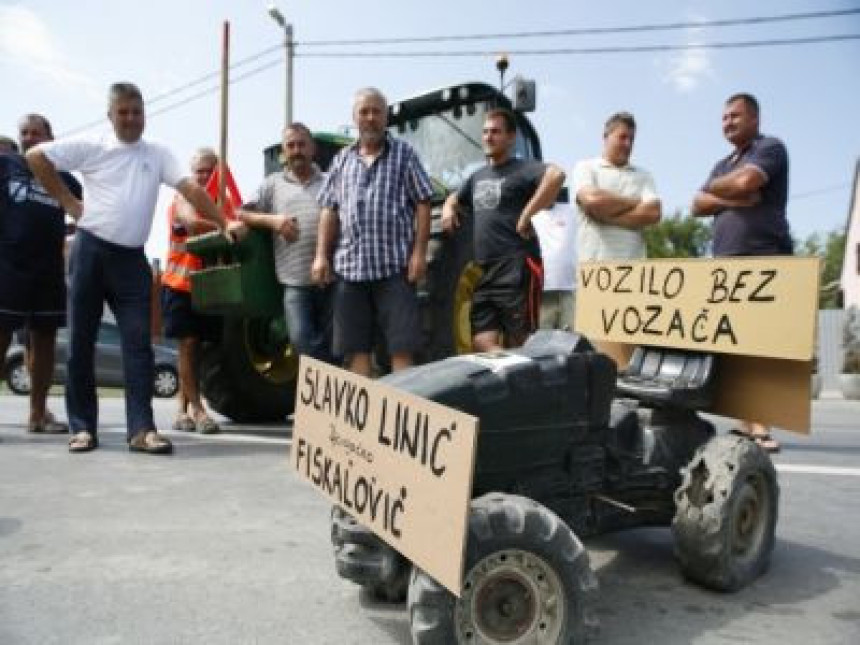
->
<box><xmin>777</xmin><ymin>464</ymin><xmax>860</xmax><ymax>477</ymax></box>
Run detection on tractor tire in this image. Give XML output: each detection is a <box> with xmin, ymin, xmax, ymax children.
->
<box><xmin>408</xmin><ymin>493</ymin><xmax>599</xmax><ymax>644</ymax></box>
<box><xmin>421</xmin><ymin>213</ymin><xmax>477</xmax><ymax>361</ymax></box>
<box><xmin>330</xmin><ymin>506</ymin><xmax>410</xmax><ymax>603</ymax></box>
<box><xmin>199</xmin><ymin>316</ymin><xmax>297</xmax><ymax>423</ymax></box>
<box><xmin>672</xmin><ymin>434</ymin><xmax>779</xmax><ymax>592</ymax></box>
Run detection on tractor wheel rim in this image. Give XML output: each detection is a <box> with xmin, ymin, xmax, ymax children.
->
<box><xmin>732</xmin><ymin>473</ymin><xmax>768</xmax><ymax>558</ymax></box>
<box><xmin>456</xmin><ymin>549</ymin><xmax>565</xmax><ymax>644</ymax></box>
<box><xmin>243</xmin><ymin>319</ymin><xmax>298</xmax><ymax>384</ymax></box>
<box><xmin>10</xmin><ymin>364</ymin><xmax>30</xmax><ymax>393</ymax></box>
<box><xmin>452</xmin><ymin>262</ymin><xmax>483</xmax><ymax>355</ymax></box>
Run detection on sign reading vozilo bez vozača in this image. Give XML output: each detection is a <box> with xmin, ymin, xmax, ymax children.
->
<box><xmin>575</xmin><ymin>257</ymin><xmax>820</xmax><ymax>360</ymax></box>
<box><xmin>292</xmin><ymin>356</ymin><xmax>479</xmax><ymax>596</ymax></box>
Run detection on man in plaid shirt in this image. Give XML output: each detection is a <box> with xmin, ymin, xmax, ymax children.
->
<box><xmin>313</xmin><ymin>87</ymin><xmax>434</xmax><ymax>376</ymax></box>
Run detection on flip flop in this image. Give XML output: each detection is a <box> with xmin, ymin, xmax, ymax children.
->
<box><xmin>730</xmin><ymin>427</ymin><xmax>780</xmax><ymax>454</ymax></box>
<box><xmin>195</xmin><ymin>416</ymin><xmax>220</xmax><ymax>435</ymax></box>
<box><xmin>68</xmin><ymin>431</ymin><xmax>98</xmax><ymax>453</ymax></box>
<box><xmin>128</xmin><ymin>430</ymin><xmax>173</xmax><ymax>455</ymax></box>
<box><xmin>172</xmin><ymin>415</ymin><xmax>196</xmax><ymax>432</ymax></box>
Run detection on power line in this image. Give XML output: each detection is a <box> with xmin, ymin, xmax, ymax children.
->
<box><xmin>791</xmin><ymin>183</ymin><xmax>852</xmax><ymax>201</ymax></box>
<box><xmin>296</xmin><ymin>33</ymin><xmax>860</xmax><ymax>58</ymax></box>
<box><xmin>298</xmin><ymin>7</ymin><xmax>860</xmax><ymax>47</ymax></box>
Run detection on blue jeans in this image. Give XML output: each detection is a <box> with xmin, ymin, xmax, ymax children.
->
<box><xmin>66</xmin><ymin>229</ymin><xmax>155</xmax><ymax>438</ymax></box>
<box><xmin>283</xmin><ymin>284</ymin><xmax>336</xmax><ymax>364</ymax></box>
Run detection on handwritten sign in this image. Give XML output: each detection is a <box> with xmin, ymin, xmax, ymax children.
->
<box><xmin>575</xmin><ymin>257</ymin><xmax>820</xmax><ymax>360</ymax></box>
<box><xmin>292</xmin><ymin>357</ymin><xmax>479</xmax><ymax>595</ymax></box>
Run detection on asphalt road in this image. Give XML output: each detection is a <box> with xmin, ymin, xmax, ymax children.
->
<box><xmin>1</xmin><ymin>391</ymin><xmax>859</xmax><ymax>644</ymax></box>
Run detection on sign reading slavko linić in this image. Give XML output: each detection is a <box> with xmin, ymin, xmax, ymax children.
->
<box><xmin>575</xmin><ymin>256</ymin><xmax>820</xmax><ymax>360</ymax></box>
<box><xmin>292</xmin><ymin>356</ymin><xmax>479</xmax><ymax>596</ymax></box>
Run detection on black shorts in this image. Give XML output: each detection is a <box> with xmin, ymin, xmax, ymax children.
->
<box><xmin>333</xmin><ymin>272</ymin><xmax>421</xmax><ymax>356</ymax></box>
<box><xmin>161</xmin><ymin>286</ymin><xmax>221</xmax><ymax>341</ymax></box>
<box><xmin>470</xmin><ymin>254</ymin><xmax>543</xmax><ymax>342</ymax></box>
<box><xmin>0</xmin><ymin>245</ymin><xmax>66</xmax><ymax>331</ymax></box>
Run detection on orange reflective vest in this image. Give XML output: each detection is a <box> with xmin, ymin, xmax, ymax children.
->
<box><xmin>162</xmin><ymin>166</ymin><xmax>243</xmax><ymax>293</ymax></box>
<box><xmin>161</xmin><ymin>197</ymin><xmax>200</xmax><ymax>293</ymax></box>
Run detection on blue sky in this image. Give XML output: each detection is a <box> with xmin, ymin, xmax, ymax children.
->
<box><xmin>1</xmin><ymin>0</ymin><xmax>858</xmax><ymax>262</ymax></box>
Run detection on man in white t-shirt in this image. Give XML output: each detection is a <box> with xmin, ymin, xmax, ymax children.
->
<box><xmin>532</xmin><ymin>202</ymin><xmax>577</xmax><ymax>331</ymax></box>
<box><xmin>573</xmin><ymin>112</ymin><xmax>661</xmax><ymax>261</ymax></box>
<box><xmin>26</xmin><ymin>82</ymin><xmax>238</xmax><ymax>455</ymax></box>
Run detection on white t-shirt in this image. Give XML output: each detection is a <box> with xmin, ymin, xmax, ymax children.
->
<box><xmin>533</xmin><ymin>203</ymin><xmax>578</xmax><ymax>291</ymax></box>
<box><xmin>572</xmin><ymin>157</ymin><xmax>658</xmax><ymax>261</ymax></box>
<box><xmin>39</xmin><ymin>133</ymin><xmax>186</xmax><ymax>248</ymax></box>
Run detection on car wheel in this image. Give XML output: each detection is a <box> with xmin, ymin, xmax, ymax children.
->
<box><xmin>153</xmin><ymin>365</ymin><xmax>179</xmax><ymax>398</ymax></box>
<box><xmin>7</xmin><ymin>356</ymin><xmax>32</xmax><ymax>396</ymax></box>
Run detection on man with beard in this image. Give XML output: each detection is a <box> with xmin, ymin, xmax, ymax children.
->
<box><xmin>312</xmin><ymin>88</ymin><xmax>434</xmax><ymax>376</ymax></box>
<box><xmin>441</xmin><ymin>107</ymin><xmax>565</xmax><ymax>351</ymax></box>
<box><xmin>693</xmin><ymin>93</ymin><xmax>792</xmax><ymax>453</ymax></box>
<box><xmin>26</xmin><ymin>82</ymin><xmax>238</xmax><ymax>455</ymax></box>
<box><xmin>0</xmin><ymin>113</ymin><xmax>80</xmax><ymax>434</ymax></box>
<box><xmin>240</xmin><ymin>123</ymin><xmax>335</xmax><ymax>364</ymax></box>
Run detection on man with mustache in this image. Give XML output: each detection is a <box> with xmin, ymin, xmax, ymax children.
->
<box><xmin>693</xmin><ymin>92</ymin><xmax>792</xmax><ymax>454</ymax></box>
<box><xmin>240</xmin><ymin>123</ymin><xmax>335</xmax><ymax>364</ymax></box>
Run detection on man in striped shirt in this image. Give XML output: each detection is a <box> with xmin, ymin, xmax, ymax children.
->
<box><xmin>312</xmin><ymin>87</ymin><xmax>434</xmax><ymax>377</ymax></box>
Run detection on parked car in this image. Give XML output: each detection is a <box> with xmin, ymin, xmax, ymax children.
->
<box><xmin>4</xmin><ymin>322</ymin><xmax>179</xmax><ymax>398</ymax></box>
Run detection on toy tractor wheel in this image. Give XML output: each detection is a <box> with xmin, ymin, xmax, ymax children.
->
<box><xmin>408</xmin><ymin>493</ymin><xmax>598</xmax><ymax>644</ymax></box>
<box><xmin>330</xmin><ymin>507</ymin><xmax>410</xmax><ymax>603</ymax></box>
<box><xmin>672</xmin><ymin>434</ymin><xmax>779</xmax><ymax>592</ymax></box>
<box><xmin>199</xmin><ymin>316</ymin><xmax>297</xmax><ymax>423</ymax></box>
<box><xmin>6</xmin><ymin>356</ymin><xmax>31</xmax><ymax>395</ymax></box>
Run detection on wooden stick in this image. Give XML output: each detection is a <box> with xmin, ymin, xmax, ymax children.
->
<box><xmin>219</xmin><ymin>21</ymin><xmax>229</xmax><ymax>210</ymax></box>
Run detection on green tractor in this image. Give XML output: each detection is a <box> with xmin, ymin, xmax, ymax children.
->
<box><xmin>188</xmin><ymin>82</ymin><xmax>543</xmax><ymax>422</ymax></box>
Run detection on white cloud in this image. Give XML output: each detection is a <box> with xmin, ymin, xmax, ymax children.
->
<box><xmin>659</xmin><ymin>20</ymin><xmax>715</xmax><ymax>94</ymax></box>
<box><xmin>0</xmin><ymin>5</ymin><xmax>99</xmax><ymax>97</ymax></box>
<box><xmin>663</xmin><ymin>46</ymin><xmax>714</xmax><ymax>93</ymax></box>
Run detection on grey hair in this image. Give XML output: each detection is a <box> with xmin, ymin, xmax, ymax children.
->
<box><xmin>190</xmin><ymin>147</ymin><xmax>218</xmax><ymax>167</ymax></box>
<box><xmin>353</xmin><ymin>87</ymin><xmax>387</xmax><ymax>108</ymax></box>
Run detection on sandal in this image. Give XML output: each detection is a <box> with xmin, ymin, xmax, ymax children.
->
<box><xmin>730</xmin><ymin>427</ymin><xmax>781</xmax><ymax>454</ymax></box>
<box><xmin>29</xmin><ymin>412</ymin><xmax>69</xmax><ymax>434</ymax></box>
<box><xmin>195</xmin><ymin>415</ymin><xmax>220</xmax><ymax>435</ymax></box>
<box><xmin>172</xmin><ymin>414</ymin><xmax>196</xmax><ymax>432</ymax></box>
<box><xmin>128</xmin><ymin>430</ymin><xmax>173</xmax><ymax>455</ymax></box>
<box><xmin>68</xmin><ymin>431</ymin><xmax>98</xmax><ymax>453</ymax></box>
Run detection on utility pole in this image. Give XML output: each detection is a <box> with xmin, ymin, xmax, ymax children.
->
<box><xmin>267</xmin><ymin>3</ymin><xmax>293</xmax><ymax>127</ymax></box>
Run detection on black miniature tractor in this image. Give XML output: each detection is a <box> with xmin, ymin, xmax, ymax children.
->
<box><xmin>331</xmin><ymin>330</ymin><xmax>779</xmax><ymax>643</ymax></box>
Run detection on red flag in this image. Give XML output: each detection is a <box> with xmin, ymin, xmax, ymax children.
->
<box><xmin>204</xmin><ymin>165</ymin><xmax>243</xmax><ymax>221</ymax></box>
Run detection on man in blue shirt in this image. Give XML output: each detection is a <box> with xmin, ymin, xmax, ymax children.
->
<box><xmin>313</xmin><ymin>87</ymin><xmax>434</xmax><ymax>376</ymax></box>
<box><xmin>0</xmin><ymin>114</ymin><xmax>80</xmax><ymax>434</ymax></box>
<box><xmin>693</xmin><ymin>92</ymin><xmax>792</xmax><ymax>452</ymax></box>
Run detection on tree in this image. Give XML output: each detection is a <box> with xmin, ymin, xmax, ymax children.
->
<box><xmin>795</xmin><ymin>229</ymin><xmax>846</xmax><ymax>309</ymax></box>
<box><xmin>644</xmin><ymin>210</ymin><xmax>712</xmax><ymax>258</ymax></box>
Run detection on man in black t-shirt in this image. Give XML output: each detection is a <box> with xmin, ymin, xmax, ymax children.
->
<box><xmin>692</xmin><ymin>93</ymin><xmax>791</xmax><ymax>453</ymax></box>
<box><xmin>442</xmin><ymin>108</ymin><xmax>565</xmax><ymax>351</ymax></box>
<box><xmin>0</xmin><ymin>114</ymin><xmax>81</xmax><ymax>434</ymax></box>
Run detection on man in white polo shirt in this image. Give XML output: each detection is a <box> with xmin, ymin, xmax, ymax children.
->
<box><xmin>573</xmin><ymin>111</ymin><xmax>661</xmax><ymax>261</ymax></box>
<box><xmin>26</xmin><ymin>82</ymin><xmax>236</xmax><ymax>455</ymax></box>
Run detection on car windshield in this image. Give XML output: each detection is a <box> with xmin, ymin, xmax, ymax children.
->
<box><xmin>390</xmin><ymin>101</ymin><xmax>536</xmax><ymax>192</ymax></box>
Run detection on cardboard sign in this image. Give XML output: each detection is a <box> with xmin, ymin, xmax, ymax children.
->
<box><xmin>580</xmin><ymin>257</ymin><xmax>821</xmax><ymax>434</ymax></box>
<box><xmin>292</xmin><ymin>357</ymin><xmax>479</xmax><ymax>596</ymax></box>
<box><xmin>576</xmin><ymin>257</ymin><xmax>820</xmax><ymax>360</ymax></box>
